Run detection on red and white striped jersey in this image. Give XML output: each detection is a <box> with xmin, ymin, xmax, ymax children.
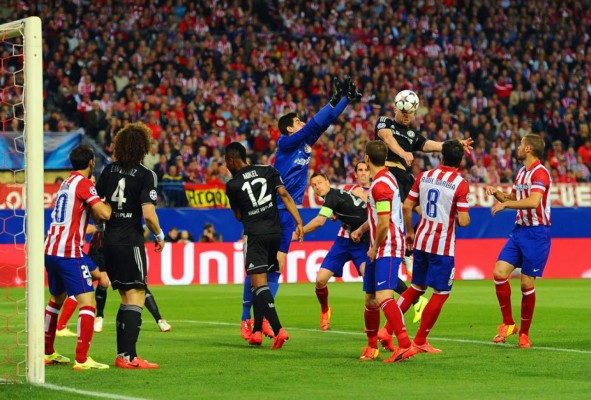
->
<box><xmin>512</xmin><ymin>160</ymin><xmax>551</xmax><ymax>226</ymax></box>
<box><xmin>367</xmin><ymin>169</ymin><xmax>405</xmax><ymax>258</ymax></box>
<box><xmin>44</xmin><ymin>172</ymin><xmax>101</xmax><ymax>258</ymax></box>
<box><xmin>337</xmin><ymin>183</ymin><xmax>369</xmax><ymax>238</ymax></box>
<box><xmin>408</xmin><ymin>166</ymin><xmax>470</xmax><ymax>256</ymax></box>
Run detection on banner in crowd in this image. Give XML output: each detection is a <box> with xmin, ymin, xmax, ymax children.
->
<box><xmin>0</xmin><ymin>131</ymin><xmax>82</xmax><ymax>170</ymax></box>
<box><xmin>0</xmin><ymin>183</ymin><xmax>60</xmax><ymax>209</ymax></box>
<box><xmin>183</xmin><ymin>183</ymin><xmax>230</xmax><ymax>208</ymax></box>
<box><xmin>1</xmin><ymin>239</ymin><xmax>589</xmax><ymax>287</ymax></box>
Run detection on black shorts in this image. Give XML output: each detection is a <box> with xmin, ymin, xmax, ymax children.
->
<box><xmin>104</xmin><ymin>245</ymin><xmax>147</xmax><ymax>290</ymax></box>
<box><xmin>387</xmin><ymin>166</ymin><xmax>415</xmax><ymax>202</ymax></box>
<box><xmin>88</xmin><ymin>246</ymin><xmax>105</xmax><ymax>272</ymax></box>
<box><xmin>243</xmin><ymin>233</ymin><xmax>281</xmax><ymax>276</ymax></box>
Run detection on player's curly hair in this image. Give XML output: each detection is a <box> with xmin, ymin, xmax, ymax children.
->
<box><xmin>112</xmin><ymin>122</ymin><xmax>152</xmax><ymax>168</ymax></box>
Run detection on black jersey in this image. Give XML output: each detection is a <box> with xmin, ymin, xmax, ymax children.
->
<box><xmin>375</xmin><ymin>116</ymin><xmax>427</xmax><ymax>168</ymax></box>
<box><xmin>226</xmin><ymin>164</ymin><xmax>284</xmax><ymax>236</ymax></box>
<box><xmin>96</xmin><ymin>162</ymin><xmax>158</xmax><ymax>246</ymax></box>
<box><xmin>319</xmin><ymin>188</ymin><xmax>367</xmax><ymax>232</ymax></box>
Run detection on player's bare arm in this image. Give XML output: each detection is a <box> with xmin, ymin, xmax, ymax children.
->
<box><xmin>293</xmin><ymin>214</ymin><xmax>327</xmax><ymax>240</ymax></box>
<box><xmin>278</xmin><ymin>186</ymin><xmax>304</xmax><ymax>242</ymax></box>
<box><xmin>402</xmin><ymin>198</ymin><xmax>417</xmax><ymax>252</ymax></box>
<box><xmin>491</xmin><ymin>192</ymin><xmax>543</xmax><ymax>216</ymax></box>
<box><xmin>377</xmin><ymin>128</ymin><xmax>413</xmax><ymax>166</ymax></box>
<box><xmin>368</xmin><ymin>212</ymin><xmax>389</xmax><ymax>262</ymax></box>
<box><xmin>485</xmin><ymin>186</ymin><xmax>516</xmax><ymax>203</ymax></box>
<box><xmin>90</xmin><ymin>200</ymin><xmax>112</xmax><ymax>221</ymax></box>
<box><xmin>456</xmin><ymin>211</ymin><xmax>471</xmax><ymax>227</ymax></box>
<box><xmin>422</xmin><ymin>138</ymin><xmax>474</xmax><ymax>153</ymax></box>
<box><xmin>142</xmin><ymin>203</ymin><xmax>165</xmax><ymax>252</ymax></box>
<box><xmin>350</xmin><ymin>220</ymin><xmax>369</xmax><ymax>243</ymax></box>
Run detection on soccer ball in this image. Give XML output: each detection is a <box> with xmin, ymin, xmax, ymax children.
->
<box><xmin>394</xmin><ymin>90</ymin><xmax>419</xmax><ymax>113</ymax></box>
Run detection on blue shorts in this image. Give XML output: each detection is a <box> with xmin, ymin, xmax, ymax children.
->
<box><xmin>363</xmin><ymin>256</ymin><xmax>403</xmax><ymax>293</ymax></box>
<box><xmin>45</xmin><ymin>254</ymin><xmax>97</xmax><ymax>296</ymax></box>
<box><xmin>412</xmin><ymin>250</ymin><xmax>455</xmax><ymax>292</ymax></box>
<box><xmin>278</xmin><ymin>209</ymin><xmax>295</xmax><ymax>253</ymax></box>
<box><xmin>498</xmin><ymin>225</ymin><xmax>551</xmax><ymax>277</ymax></box>
<box><xmin>320</xmin><ymin>236</ymin><xmax>368</xmax><ymax>277</ymax></box>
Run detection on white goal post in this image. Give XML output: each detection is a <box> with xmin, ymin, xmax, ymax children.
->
<box><xmin>0</xmin><ymin>16</ymin><xmax>45</xmax><ymax>384</ymax></box>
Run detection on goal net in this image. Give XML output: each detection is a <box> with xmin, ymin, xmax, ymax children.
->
<box><xmin>0</xmin><ymin>17</ymin><xmax>44</xmax><ymax>384</ymax></box>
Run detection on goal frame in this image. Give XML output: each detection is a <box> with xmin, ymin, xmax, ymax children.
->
<box><xmin>1</xmin><ymin>16</ymin><xmax>45</xmax><ymax>384</ymax></box>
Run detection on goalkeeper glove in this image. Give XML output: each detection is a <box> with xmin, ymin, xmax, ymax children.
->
<box><xmin>344</xmin><ymin>75</ymin><xmax>362</xmax><ymax>101</ymax></box>
<box><xmin>329</xmin><ymin>76</ymin><xmax>343</xmax><ymax>107</ymax></box>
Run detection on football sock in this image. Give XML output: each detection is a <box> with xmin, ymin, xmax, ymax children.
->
<box><xmin>267</xmin><ymin>271</ymin><xmax>280</xmax><ymax>298</ymax></box>
<box><xmin>75</xmin><ymin>306</ymin><xmax>96</xmax><ymax>363</ymax></box>
<box><xmin>394</xmin><ymin>278</ymin><xmax>408</xmax><ymax>296</ymax></box>
<box><xmin>251</xmin><ymin>287</ymin><xmax>263</xmax><ymax>332</ymax></box>
<box><xmin>397</xmin><ymin>285</ymin><xmax>426</xmax><ymax>313</ymax></box>
<box><xmin>44</xmin><ymin>301</ymin><xmax>61</xmax><ymax>355</ymax></box>
<box><xmin>116</xmin><ymin>304</ymin><xmax>143</xmax><ymax>360</ymax></box>
<box><xmin>95</xmin><ymin>285</ymin><xmax>108</xmax><ymax>318</ymax></box>
<box><xmin>57</xmin><ymin>295</ymin><xmax>78</xmax><ymax>330</ymax></box>
<box><xmin>380</xmin><ymin>298</ymin><xmax>411</xmax><ymax>348</ymax></box>
<box><xmin>315</xmin><ymin>284</ymin><xmax>329</xmax><ymax>313</ymax></box>
<box><xmin>494</xmin><ymin>277</ymin><xmax>515</xmax><ymax>325</ymax></box>
<box><xmin>254</xmin><ymin>285</ymin><xmax>282</xmax><ymax>336</ymax></box>
<box><xmin>364</xmin><ymin>305</ymin><xmax>380</xmax><ymax>348</ymax></box>
<box><xmin>520</xmin><ymin>287</ymin><xmax>536</xmax><ymax>335</ymax></box>
<box><xmin>414</xmin><ymin>292</ymin><xmax>449</xmax><ymax>346</ymax></box>
<box><xmin>144</xmin><ymin>288</ymin><xmax>162</xmax><ymax>323</ymax></box>
<box><xmin>241</xmin><ymin>276</ymin><xmax>252</xmax><ymax>321</ymax></box>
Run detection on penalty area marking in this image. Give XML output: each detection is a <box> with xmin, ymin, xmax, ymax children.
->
<box><xmin>176</xmin><ymin>319</ymin><xmax>591</xmax><ymax>355</ymax></box>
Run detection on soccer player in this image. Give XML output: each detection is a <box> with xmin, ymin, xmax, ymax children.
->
<box><xmin>374</xmin><ymin>90</ymin><xmax>472</xmax><ymax>333</ymax></box>
<box><xmin>351</xmin><ymin>141</ymin><xmax>416</xmax><ymax>363</ymax></box>
<box><xmin>395</xmin><ymin>139</ymin><xmax>470</xmax><ymax>354</ymax></box>
<box><xmin>240</xmin><ymin>75</ymin><xmax>360</xmax><ymax>339</ymax></box>
<box><xmin>44</xmin><ymin>144</ymin><xmax>112</xmax><ymax>370</ymax></box>
<box><xmin>298</xmin><ymin>170</ymin><xmax>369</xmax><ymax>330</ymax></box>
<box><xmin>56</xmin><ymin>239</ymin><xmax>172</xmax><ymax>334</ymax></box>
<box><xmin>225</xmin><ymin>142</ymin><xmax>304</xmax><ymax>349</ymax></box>
<box><xmin>95</xmin><ymin>122</ymin><xmax>166</xmax><ymax>368</ymax></box>
<box><xmin>486</xmin><ymin>134</ymin><xmax>551</xmax><ymax>348</ymax></box>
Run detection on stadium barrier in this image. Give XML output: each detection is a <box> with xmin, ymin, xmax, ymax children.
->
<box><xmin>1</xmin><ymin>239</ymin><xmax>589</xmax><ymax>288</ymax></box>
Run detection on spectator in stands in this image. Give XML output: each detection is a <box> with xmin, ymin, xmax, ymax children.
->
<box><xmin>161</xmin><ymin>165</ymin><xmax>187</xmax><ymax>207</ymax></box>
<box><xmin>143</xmin><ymin>143</ymin><xmax>160</xmax><ymax>170</ymax></box>
<box><xmin>179</xmin><ymin>230</ymin><xmax>194</xmax><ymax>243</ymax></box>
<box><xmin>164</xmin><ymin>227</ymin><xmax>180</xmax><ymax>243</ymax></box>
<box><xmin>16</xmin><ymin>1</ymin><xmax>591</xmax><ymax>193</ymax></box>
<box><xmin>199</xmin><ymin>223</ymin><xmax>222</xmax><ymax>243</ymax></box>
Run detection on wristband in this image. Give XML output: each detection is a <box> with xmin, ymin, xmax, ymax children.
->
<box><xmin>155</xmin><ymin>231</ymin><xmax>165</xmax><ymax>241</ymax></box>
<box><xmin>95</xmin><ymin>224</ymin><xmax>105</xmax><ymax>232</ymax></box>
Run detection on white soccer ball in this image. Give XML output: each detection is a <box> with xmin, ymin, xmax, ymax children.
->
<box><xmin>394</xmin><ymin>90</ymin><xmax>419</xmax><ymax>113</ymax></box>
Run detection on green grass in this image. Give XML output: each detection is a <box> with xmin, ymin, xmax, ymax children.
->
<box><xmin>1</xmin><ymin>279</ymin><xmax>590</xmax><ymax>399</ymax></box>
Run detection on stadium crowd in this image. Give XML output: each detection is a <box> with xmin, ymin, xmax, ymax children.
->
<box><xmin>9</xmin><ymin>0</ymin><xmax>591</xmax><ymax>197</ymax></box>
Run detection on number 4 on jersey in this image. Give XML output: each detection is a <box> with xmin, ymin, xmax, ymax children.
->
<box><xmin>111</xmin><ymin>178</ymin><xmax>127</xmax><ymax>210</ymax></box>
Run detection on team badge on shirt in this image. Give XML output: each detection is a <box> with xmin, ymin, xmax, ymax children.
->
<box><xmin>304</xmin><ymin>144</ymin><xmax>312</xmax><ymax>153</ymax></box>
<box><xmin>407</xmin><ymin>130</ymin><xmax>415</xmax><ymax>138</ymax></box>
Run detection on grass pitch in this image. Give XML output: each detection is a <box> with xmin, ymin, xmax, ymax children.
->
<box><xmin>1</xmin><ymin>279</ymin><xmax>590</xmax><ymax>399</ymax></box>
